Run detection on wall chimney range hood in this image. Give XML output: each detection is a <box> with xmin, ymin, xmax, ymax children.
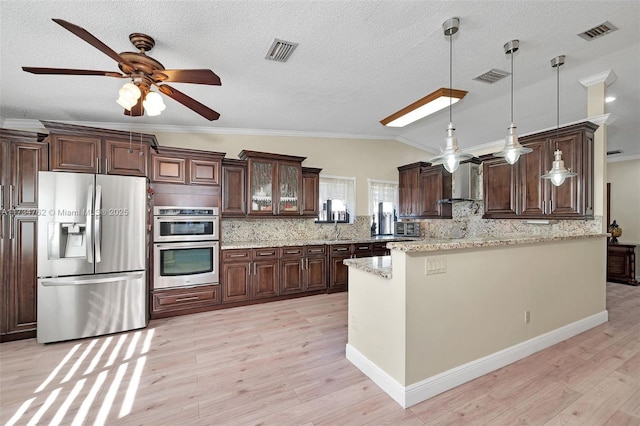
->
<box><xmin>437</xmin><ymin>160</ymin><xmax>482</xmax><ymax>204</ymax></box>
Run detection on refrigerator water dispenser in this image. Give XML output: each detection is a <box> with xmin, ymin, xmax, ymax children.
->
<box><xmin>48</xmin><ymin>222</ymin><xmax>86</xmax><ymax>259</ymax></box>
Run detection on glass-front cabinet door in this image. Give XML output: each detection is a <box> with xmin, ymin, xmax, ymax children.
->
<box><xmin>249</xmin><ymin>160</ymin><xmax>273</xmax><ymax>215</ymax></box>
<box><xmin>278</xmin><ymin>162</ymin><xmax>301</xmax><ymax>215</ymax></box>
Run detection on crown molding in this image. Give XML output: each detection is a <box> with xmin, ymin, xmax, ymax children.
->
<box><xmin>607</xmin><ymin>153</ymin><xmax>640</xmax><ymax>163</ymax></box>
<box><xmin>579</xmin><ymin>69</ymin><xmax>617</xmax><ymax>87</ymax></box>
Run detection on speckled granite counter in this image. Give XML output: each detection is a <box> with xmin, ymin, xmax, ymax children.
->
<box><xmin>343</xmin><ymin>256</ymin><xmax>392</xmax><ymax>279</ymax></box>
<box><xmin>221</xmin><ymin>235</ymin><xmax>415</xmax><ymax>250</ymax></box>
<box><xmin>386</xmin><ymin>233</ymin><xmax>607</xmax><ymax>253</ymax></box>
<box><xmin>343</xmin><ymin>233</ymin><xmax>607</xmax><ymax>278</ymax></box>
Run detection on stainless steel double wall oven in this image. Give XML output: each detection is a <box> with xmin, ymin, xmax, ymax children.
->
<box><xmin>153</xmin><ymin>206</ymin><xmax>219</xmax><ymax>289</ymax></box>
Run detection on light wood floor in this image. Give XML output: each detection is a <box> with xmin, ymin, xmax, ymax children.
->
<box><xmin>1</xmin><ymin>282</ymin><xmax>639</xmax><ymax>425</ymax></box>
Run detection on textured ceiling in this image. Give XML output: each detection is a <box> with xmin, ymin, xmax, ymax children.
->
<box><xmin>1</xmin><ymin>1</ymin><xmax>638</xmax><ymax>159</ymax></box>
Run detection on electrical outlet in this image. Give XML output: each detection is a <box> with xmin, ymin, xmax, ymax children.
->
<box><xmin>524</xmin><ymin>310</ymin><xmax>531</xmax><ymax>324</ymax></box>
<box><xmin>425</xmin><ymin>256</ymin><xmax>447</xmax><ymax>275</ymax></box>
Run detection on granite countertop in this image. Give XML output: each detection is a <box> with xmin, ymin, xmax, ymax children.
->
<box><xmin>221</xmin><ymin>235</ymin><xmax>416</xmax><ymax>250</ymax></box>
<box><xmin>343</xmin><ymin>256</ymin><xmax>392</xmax><ymax>279</ymax></box>
<box><xmin>385</xmin><ymin>233</ymin><xmax>607</xmax><ymax>252</ymax></box>
<box><xmin>344</xmin><ymin>233</ymin><xmax>608</xmax><ymax>279</ymax></box>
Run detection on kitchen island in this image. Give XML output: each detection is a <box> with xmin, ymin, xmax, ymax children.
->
<box><xmin>344</xmin><ymin>234</ymin><xmax>608</xmax><ymax>408</ymax></box>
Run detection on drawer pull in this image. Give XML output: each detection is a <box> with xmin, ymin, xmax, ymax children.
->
<box><xmin>258</xmin><ymin>251</ymin><xmax>275</xmax><ymax>256</ymax></box>
<box><xmin>335</xmin><ymin>248</ymin><xmax>349</xmax><ymax>252</ymax></box>
<box><xmin>175</xmin><ymin>296</ymin><xmax>199</xmax><ymax>302</ymax></box>
<box><xmin>357</xmin><ymin>246</ymin><xmax>369</xmax><ymax>249</ymax></box>
<box><xmin>228</xmin><ymin>253</ymin><xmax>248</xmax><ymax>258</ymax></box>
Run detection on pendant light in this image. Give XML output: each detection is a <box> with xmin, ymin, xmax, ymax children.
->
<box><xmin>429</xmin><ymin>17</ymin><xmax>472</xmax><ymax>173</ymax></box>
<box><xmin>493</xmin><ymin>40</ymin><xmax>531</xmax><ymax>164</ymax></box>
<box><xmin>541</xmin><ymin>55</ymin><xmax>577</xmax><ymax>186</ymax></box>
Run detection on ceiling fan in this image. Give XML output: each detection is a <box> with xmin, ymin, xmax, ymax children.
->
<box><xmin>22</xmin><ymin>18</ymin><xmax>221</xmax><ymax>120</ymax></box>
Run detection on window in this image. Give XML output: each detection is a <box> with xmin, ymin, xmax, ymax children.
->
<box><xmin>368</xmin><ymin>179</ymin><xmax>398</xmax><ymax>235</ymax></box>
<box><xmin>318</xmin><ymin>176</ymin><xmax>356</xmax><ymax>223</ymax></box>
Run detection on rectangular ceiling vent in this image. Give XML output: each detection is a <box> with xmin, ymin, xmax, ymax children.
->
<box><xmin>265</xmin><ymin>38</ymin><xmax>299</xmax><ymax>62</ymax></box>
<box><xmin>473</xmin><ymin>69</ymin><xmax>510</xmax><ymax>84</ymax></box>
<box><xmin>578</xmin><ymin>21</ymin><xmax>618</xmax><ymax>41</ymax></box>
<box><xmin>606</xmin><ymin>149</ymin><xmax>623</xmax><ymax>156</ymax></box>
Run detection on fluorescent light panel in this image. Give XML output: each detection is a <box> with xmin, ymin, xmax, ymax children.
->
<box><xmin>380</xmin><ymin>88</ymin><xmax>467</xmax><ymax>127</ymax></box>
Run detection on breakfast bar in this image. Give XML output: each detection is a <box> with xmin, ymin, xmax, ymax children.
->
<box><xmin>344</xmin><ymin>234</ymin><xmax>608</xmax><ymax>408</ymax></box>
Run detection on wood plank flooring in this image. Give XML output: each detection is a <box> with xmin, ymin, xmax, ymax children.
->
<box><xmin>1</xmin><ymin>282</ymin><xmax>638</xmax><ymax>425</ymax></box>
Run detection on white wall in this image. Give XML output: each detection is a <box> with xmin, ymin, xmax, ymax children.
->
<box><xmin>154</xmin><ymin>132</ymin><xmax>429</xmax><ymax>216</ymax></box>
<box><xmin>607</xmin><ymin>159</ymin><xmax>640</xmax><ymax>243</ymax></box>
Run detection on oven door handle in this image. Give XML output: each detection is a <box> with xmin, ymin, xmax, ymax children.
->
<box><xmin>154</xmin><ymin>242</ymin><xmax>217</xmax><ymax>249</ymax></box>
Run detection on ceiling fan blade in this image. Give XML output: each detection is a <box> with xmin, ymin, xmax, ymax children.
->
<box><xmin>52</xmin><ymin>19</ymin><xmax>132</xmax><ymax>67</ymax></box>
<box><xmin>155</xmin><ymin>69</ymin><xmax>221</xmax><ymax>86</ymax></box>
<box><xmin>22</xmin><ymin>67</ymin><xmax>125</xmax><ymax>78</ymax></box>
<box><xmin>157</xmin><ymin>84</ymin><xmax>220</xmax><ymax>121</ymax></box>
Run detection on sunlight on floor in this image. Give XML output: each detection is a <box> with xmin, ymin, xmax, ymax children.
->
<box><xmin>5</xmin><ymin>328</ymin><xmax>155</xmax><ymax>426</ymax></box>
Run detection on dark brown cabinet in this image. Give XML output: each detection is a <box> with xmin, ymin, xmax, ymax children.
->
<box><xmin>221</xmin><ymin>158</ymin><xmax>247</xmax><ymax>217</ymax></box>
<box><xmin>483</xmin><ymin>122</ymin><xmax>597</xmax><ymax>219</ymax></box>
<box><xmin>372</xmin><ymin>241</ymin><xmax>391</xmax><ymax>256</ymax></box>
<box><xmin>607</xmin><ymin>243</ymin><xmax>638</xmax><ymax>286</ymax></box>
<box><xmin>398</xmin><ymin>162</ymin><xmax>452</xmax><ymax>219</ymax></box>
<box><xmin>280</xmin><ymin>245</ymin><xmax>327</xmax><ymax>295</ymax></box>
<box><xmin>328</xmin><ymin>243</ymin><xmax>373</xmax><ymax>293</ymax></box>
<box><xmin>221</xmin><ymin>248</ymin><xmax>279</xmax><ymax>303</ymax></box>
<box><xmin>151</xmin><ymin>146</ymin><xmax>223</xmax><ymax>186</ymax></box>
<box><xmin>151</xmin><ymin>285</ymin><xmax>221</xmax><ymax>318</ymax></box>
<box><xmin>302</xmin><ymin>167</ymin><xmax>322</xmax><ymax>217</ymax></box>
<box><xmin>0</xmin><ymin>129</ymin><xmax>49</xmax><ymax>342</ymax></box>
<box><xmin>42</xmin><ymin>121</ymin><xmax>156</xmax><ymax>176</ymax></box>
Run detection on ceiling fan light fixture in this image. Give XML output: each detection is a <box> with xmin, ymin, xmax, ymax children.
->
<box><xmin>380</xmin><ymin>88</ymin><xmax>467</xmax><ymax>127</ymax></box>
<box><xmin>116</xmin><ymin>82</ymin><xmax>141</xmax><ymax>111</ymax></box>
<box><xmin>143</xmin><ymin>91</ymin><xmax>166</xmax><ymax>116</ymax></box>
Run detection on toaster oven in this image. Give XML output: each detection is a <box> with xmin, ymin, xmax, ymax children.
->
<box><xmin>394</xmin><ymin>221</ymin><xmax>420</xmax><ymax>237</ymax></box>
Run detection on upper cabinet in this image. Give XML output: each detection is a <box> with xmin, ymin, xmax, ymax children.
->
<box><xmin>42</xmin><ymin>121</ymin><xmax>157</xmax><ymax>176</ymax></box>
<box><xmin>482</xmin><ymin>121</ymin><xmax>597</xmax><ymax>219</ymax></box>
<box><xmin>221</xmin><ymin>158</ymin><xmax>247</xmax><ymax>217</ymax></box>
<box><xmin>151</xmin><ymin>146</ymin><xmax>224</xmax><ymax>186</ymax></box>
<box><xmin>398</xmin><ymin>162</ymin><xmax>452</xmax><ymax>219</ymax></box>
<box><xmin>239</xmin><ymin>150</ymin><xmax>306</xmax><ymax>217</ymax></box>
<box><xmin>301</xmin><ymin>167</ymin><xmax>322</xmax><ymax>217</ymax></box>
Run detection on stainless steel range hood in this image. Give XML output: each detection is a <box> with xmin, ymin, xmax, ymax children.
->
<box><xmin>437</xmin><ymin>161</ymin><xmax>482</xmax><ymax>203</ymax></box>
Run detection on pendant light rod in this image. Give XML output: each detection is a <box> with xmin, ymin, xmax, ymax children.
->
<box><xmin>505</xmin><ymin>40</ymin><xmax>519</xmax><ymax>123</ymax></box>
<box><xmin>552</xmin><ymin>55</ymin><xmax>565</xmax><ymax>149</ymax></box>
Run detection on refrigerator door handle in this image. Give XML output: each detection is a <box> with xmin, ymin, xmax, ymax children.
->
<box><xmin>40</xmin><ymin>272</ymin><xmax>144</xmax><ymax>286</ymax></box>
<box><xmin>86</xmin><ymin>184</ymin><xmax>94</xmax><ymax>264</ymax></box>
<box><xmin>94</xmin><ymin>185</ymin><xmax>102</xmax><ymax>263</ymax></box>
<box><xmin>0</xmin><ymin>184</ymin><xmax>4</xmax><ymax>210</ymax></box>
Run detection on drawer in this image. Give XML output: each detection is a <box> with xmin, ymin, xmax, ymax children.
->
<box><xmin>304</xmin><ymin>245</ymin><xmax>326</xmax><ymax>256</ymax></box>
<box><xmin>152</xmin><ymin>285</ymin><xmax>221</xmax><ymax>311</ymax></box>
<box><xmin>281</xmin><ymin>246</ymin><xmax>304</xmax><ymax>258</ymax></box>
<box><xmin>353</xmin><ymin>243</ymin><xmax>373</xmax><ymax>254</ymax></box>
<box><xmin>222</xmin><ymin>249</ymin><xmax>252</xmax><ymax>262</ymax></box>
<box><xmin>330</xmin><ymin>244</ymin><xmax>351</xmax><ymax>256</ymax></box>
<box><xmin>253</xmin><ymin>247</ymin><xmax>279</xmax><ymax>259</ymax></box>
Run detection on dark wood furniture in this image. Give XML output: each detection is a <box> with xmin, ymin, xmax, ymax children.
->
<box><xmin>280</xmin><ymin>245</ymin><xmax>327</xmax><ymax>295</ymax></box>
<box><xmin>151</xmin><ymin>146</ymin><xmax>224</xmax><ymax>185</ymax></box>
<box><xmin>42</xmin><ymin>120</ymin><xmax>158</xmax><ymax>176</ymax></box>
<box><xmin>328</xmin><ymin>242</ymin><xmax>375</xmax><ymax>293</ymax></box>
<box><xmin>607</xmin><ymin>243</ymin><xmax>638</xmax><ymax>286</ymax></box>
<box><xmin>0</xmin><ymin>129</ymin><xmax>49</xmax><ymax>342</ymax></box>
<box><xmin>221</xmin><ymin>158</ymin><xmax>247</xmax><ymax>217</ymax></box>
<box><xmin>301</xmin><ymin>167</ymin><xmax>322</xmax><ymax>218</ymax></box>
<box><xmin>398</xmin><ymin>162</ymin><xmax>452</xmax><ymax>219</ymax></box>
<box><xmin>482</xmin><ymin>122</ymin><xmax>597</xmax><ymax>219</ymax></box>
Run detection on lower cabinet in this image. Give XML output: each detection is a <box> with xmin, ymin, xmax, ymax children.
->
<box><xmin>151</xmin><ymin>285</ymin><xmax>221</xmax><ymax>317</ymax></box>
<box><xmin>328</xmin><ymin>243</ymin><xmax>373</xmax><ymax>293</ymax></box>
<box><xmin>280</xmin><ymin>245</ymin><xmax>327</xmax><ymax>295</ymax></box>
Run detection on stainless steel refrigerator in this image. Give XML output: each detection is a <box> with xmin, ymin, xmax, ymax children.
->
<box><xmin>37</xmin><ymin>171</ymin><xmax>148</xmax><ymax>343</ymax></box>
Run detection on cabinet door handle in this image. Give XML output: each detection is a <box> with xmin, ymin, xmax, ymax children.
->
<box><xmin>300</xmin><ymin>258</ymin><xmax>304</xmax><ymax>269</ymax></box>
<box><xmin>0</xmin><ymin>213</ymin><xmax>4</xmax><ymax>239</ymax></box>
<box><xmin>9</xmin><ymin>214</ymin><xmax>14</xmax><ymax>240</ymax></box>
<box><xmin>9</xmin><ymin>185</ymin><xmax>14</xmax><ymax>209</ymax></box>
<box><xmin>175</xmin><ymin>296</ymin><xmax>199</xmax><ymax>302</ymax></box>
<box><xmin>306</xmin><ymin>258</ymin><xmax>309</xmax><ymax>269</ymax></box>
<box><xmin>105</xmin><ymin>158</ymin><xmax>109</xmax><ymax>173</ymax></box>
<box><xmin>253</xmin><ymin>262</ymin><xmax>257</xmax><ymax>275</ymax></box>
<box><xmin>0</xmin><ymin>185</ymin><xmax>4</xmax><ymax>210</ymax></box>
<box><xmin>549</xmin><ymin>200</ymin><xmax>552</xmax><ymax>212</ymax></box>
<box><xmin>96</xmin><ymin>157</ymin><xmax>100</xmax><ymax>174</ymax></box>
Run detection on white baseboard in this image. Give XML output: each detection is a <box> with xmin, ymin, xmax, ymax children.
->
<box><xmin>346</xmin><ymin>310</ymin><xmax>608</xmax><ymax>409</ymax></box>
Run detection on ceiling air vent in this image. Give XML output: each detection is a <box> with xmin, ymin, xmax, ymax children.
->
<box><xmin>578</xmin><ymin>21</ymin><xmax>618</xmax><ymax>41</ymax></box>
<box><xmin>473</xmin><ymin>68</ymin><xmax>510</xmax><ymax>84</ymax></box>
<box><xmin>265</xmin><ymin>38</ymin><xmax>298</xmax><ymax>62</ymax></box>
<box><xmin>606</xmin><ymin>149</ymin><xmax>623</xmax><ymax>156</ymax></box>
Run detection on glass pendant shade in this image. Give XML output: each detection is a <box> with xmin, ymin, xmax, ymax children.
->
<box><xmin>429</xmin><ymin>122</ymin><xmax>473</xmax><ymax>173</ymax></box>
<box><xmin>116</xmin><ymin>82</ymin><xmax>141</xmax><ymax>110</ymax></box>
<box><xmin>143</xmin><ymin>91</ymin><xmax>166</xmax><ymax>116</ymax></box>
<box><xmin>494</xmin><ymin>123</ymin><xmax>532</xmax><ymax>165</ymax></box>
<box><xmin>493</xmin><ymin>40</ymin><xmax>532</xmax><ymax>165</ymax></box>
<box><xmin>541</xmin><ymin>149</ymin><xmax>577</xmax><ymax>187</ymax></box>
